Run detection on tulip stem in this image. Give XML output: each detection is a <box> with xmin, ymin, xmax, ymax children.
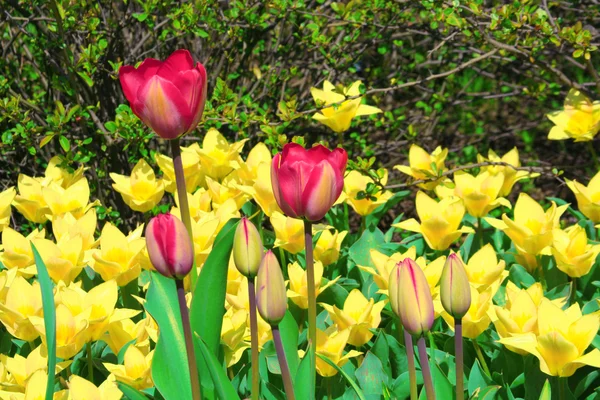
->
<box><xmin>569</xmin><ymin>278</ymin><xmax>577</xmax><ymax>306</ymax></box>
<box><xmin>247</xmin><ymin>279</ymin><xmax>260</xmax><ymax>400</ymax></box>
<box><xmin>304</xmin><ymin>220</ymin><xmax>317</xmax><ymax>389</ymax></box>
<box><xmin>403</xmin><ymin>330</ymin><xmax>418</xmax><ymax>400</ymax></box>
<box><xmin>176</xmin><ymin>278</ymin><xmax>202</xmax><ymax>400</ymax></box>
<box><xmin>417</xmin><ymin>336</ymin><xmax>436</xmax><ymax>400</ymax></box>
<box><xmin>273</xmin><ymin>325</ymin><xmax>296</xmax><ymax>400</ymax></box>
<box><xmin>454</xmin><ymin>318</ymin><xmax>464</xmax><ymax>400</ymax></box>
<box><xmin>472</xmin><ymin>340</ymin><xmax>491</xmax><ymax>377</ymax></box>
<box><xmin>558</xmin><ymin>377</ymin><xmax>567</xmax><ymax>400</ymax></box>
<box><xmin>171</xmin><ymin>138</ymin><xmax>197</xmax><ymax>290</ymax></box>
<box><xmin>476</xmin><ymin>217</ymin><xmax>484</xmax><ymax>248</ymax></box>
<box><xmin>87</xmin><ymin>343</ymin><xmax>94</xmax><ymax>382</ymax></box>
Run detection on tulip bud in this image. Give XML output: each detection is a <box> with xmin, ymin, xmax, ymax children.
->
<box><xmin>440</xmin><ymin>253</ymin><xmax>471</xmax><ymax>319</ymax></box>
<box><xmin>145</xmin><ymin>213</ymin><xmax>193</xmax><ymax>279</ymax></box>
<box><xmin>232</xmin><ymin>217</ymin><xmax>263</xmax><ymax>278</ymax></box>
<box><xmin>256</xmin><ymin>250</ymin><xmax>287</xmax><ymax>325</ymax></box>
<box><xmin>389</xmin><ymin>258</ymin><xmax>435</xmax><ymax>336</ymax></box>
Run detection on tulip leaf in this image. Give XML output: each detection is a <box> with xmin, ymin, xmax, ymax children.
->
<box><xmin>294</xmin><ymin>345</ymin><xmax>314</xmax><ymax>400</ymax></box>
<box><xmin>356</xmin><ymin>351</ymin><xmax>388</xmax><ymax>396</ymax></box>
<box><xmin>478</xmin><ymin>385</ymin><xmax>502</xmax><ymax>399</ymax></box>
<box><xmin>117</xmin><ymin>382</ymin><xmax>148</xmax><ymax>399</ymax></box>
<box><xmin>366</xmin><ymin>190</ymin><xmax>410</xmax><ymax>229</ymax></box>
<box><xmin>574</xmin><ymin>370</ymin><xmax>599</xmax><ymax>398</ymax></box>
<box><xmin>194</xmin><ymin>334</ymin><xmax>241</xmax><ymax>400</ymax></box>
<box><xmin>468</xmin><ymin>360</ymin><xmax>491</xmax><ymax>396</ymax></box>
<box><xmin>539</xmin><ymin>379</ymin><xmax>551</xmax><ymax>400</ymax></box>
<box><xmin>31</xmin><ymin>243</ymin><xmax>56</xmax><ymax>400</ymax></box>
<box><xmin>317</xmin><ymin>353</ymin><xmax>366</xmax><ymax>400</ymax></box>
<box><xmin>371</xmin><ymin>332</ymin><xmax>393</xmax><ymax>378</ymax></box>
<box><xmin>145</xmin><ymin>272</ymin><xmax>192</xmax><ymax>400</ymax></box>
<box><xmin>279</xmin><ymin>311</ymin><xmax>300</xmax><ymax>379</ymax></box>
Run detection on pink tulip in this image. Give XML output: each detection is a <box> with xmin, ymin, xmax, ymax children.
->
<box><xmin>271</xmin><ymin>143</ymin><xmax>347</xmax><ymax>221</ymax></box>
<box><xmin>119</xmin><ymin>49</ymin><xmax>207</xmax><ymax>140</ymax></box>
<box><xmin>145</xmin><ymin>213</ymin><xmax>194</xmax><ymax>279</ymax></box>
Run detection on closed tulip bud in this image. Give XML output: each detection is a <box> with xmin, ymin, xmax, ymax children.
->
<box><xmin>232</xmin><ymin>217</ymin><xmax>263</xmax><ymax>277</ymax></box>
<box><xmin>440</xmin><ymin>253</ymin><xmax>471</xmax><ymax>319</ymax></box>
<box><xmin>145</xmin><ymin>213</ymin><xmax>193</xmax><ymax>279</ymax></box>
<box><xmin>389</xmin><ymin>258</ymin><xmax>435</xmax><ymax>337</ymax></box>
<box><xmin>256</xmin><ymin>250</ymin><xmax>287</xmax><ymax>325</ymax></box>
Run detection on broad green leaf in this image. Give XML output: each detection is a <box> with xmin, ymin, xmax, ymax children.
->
<box><xmin>195</xmin><ymin>334</ymin><xmax>241</xmax><ymax>400</ymax></box>
<box><xmin>59</xmin><ymin>135</ymin><xmax>70</xmax><ymax>152</ymax></box>
<box><xmin>317</xmin><ymin>353</ymin><xmax>366</xmax><ymax>400</ymax></box>
<box><xmin>31</xmin><ymin>243</ymin><xmax>56</xmax><ymax>400</ymax></box>
<box><xmin>366</xmin><ymin>190</ymin><xmax>410</xmax><ymax>228</ymax></box>
<box><xmin>575</xmin><ymin>370</ymin><xmax>600</xmax><ymax>398</ymax></box>
<box><xmin>356</xmin><ymin>351</ymin><xmax>387</xmax><ymax>396</ymax></box>
<box><xmin>371</xmin><ymin>332</ymin><xmax>393</xmax><ymax>378</ymax></box>
<box><xmin>279</xmin><ymin>311</ymin><xmax>300</xmax><ymax>379</ymax></box>
<box><xmin>468</xmin><ymin>360</ymin><xmax>491</xmax><ymax>396</ymax></box>
<box><xmin>117</xmin><ymin>382</ymin><xmax>148</xmax><ymax>399</ymax></box>
<box><xmin>145</xmin><ymin>272</ymin><xmax>192</xmax><ymax>400</ymax></box>
<box><xmin>294</xmin><ymin>346</ymin><xmax>314</xmax><ymax>400</ymax></box>
<box><xmin>479</xmin><ymin>386</ymin><xmax>501</xmax><ymax>399</ymax></box>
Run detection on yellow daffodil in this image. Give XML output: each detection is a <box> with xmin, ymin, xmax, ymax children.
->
<box><xmin>459</xmin><ymin>245</ymin><xmax>507</xmax><ymax>294</ymax></box>
<box><xmin>156</xmin><ymin>143</ymin><xmax>204</xmax><ymax>193</ymax></box>
<box><xmin>440</xmin><ymin>285</ymin><xmax>493</xmax><ymax>339</ymax></box>
<box><xmin>43</xmin><ymin>177</ymin><xmax>98</xmax><ymax>218</ymax></box>
<box><xmin>4</xmin><ymin>345</ymin><xmax>71</xmax><ymax>391</ymax></box>
<box><xmin>31</xmin><ymin>304</ymin><xmax>89</xmax><ymax>359</ymax></box>
<box><xmin>12</xmin><ymin>175</ymin><xmax>50</xmax><ymax>223</ymax></box>
<box><xmin>477</xmin><ymin>148</ymin><xmax>535</xmax><ymax>197</ymax></box>
<box><xmin>237</xmin><ymin>163</ymin><xmax>282</xmax><ymax>217</ymax></box>
<box><xmin>499</xmin><ymin>300</ymin><xmax>600</xmax><ymax>377</ymax></box>
<box><xmin>271</xmin><ymin>212</ymin><xmax>305</xmax><ymax>254</ymax></box>
<box><xmin>0</xmin><ymin>187</ymin><xmax>15</xmax><ymax>232</ymax></box>
<box><xmin>221</xmin><ymin>307</ymin><xmax>250</xmax><ymax>367</ymax></box>
<box><xmin>452</xmin><ymin>171</ymin><xmax>511</xmax><ymax>217</ymax></box>
<box><xmin>312</xmin><ymin>327</ymin><xmax>361</xmax><ymax>377</ymax></box>
<box><xmin>0</xmin><ymin>228</ymin><xmax>45</xmax><ymax>277</ymax></box>
<box><xmin>394</xmin><ymin>145</ymin><xmax>448</xmax><ymax>190</ymax></box>
<box><xmin>551</xmin><ymin>224</ymin><xmax>600</xmax><ymax>278</ymax></box>
<box><xmin>104</xmin><ymin>346</ymin><xmax>154</xmax><ymax>390</ymax></box>
<box><xmin>343</xmin><ymin>170</ymin><xmax>393</xmax><ymax>216</ymax></box>
<box><xmin>567</xmin><ymin>170</ymin><xmax>600</xmax><ymax>222</ymax></box>
<box><xmin>547</xmin><ymin>89</ymin><xmax>600</xmax><ymax>142</ymax></box>
<box><xmin>287</xmin><ymin>260</ymin><xmax>339</xmax><ymax>309</ymax></box>
<box><xmin>170</xmin><ymin>188</ymin><xmax>212</xmax><ymax>222</ymax></box>
<box><xmin>314</xmin><ymin>229</ymin><xmax>347</xmax><ymax>266</ymax></box>
<box><xmin>321</xmin><ymin>289</ymin><xmax>385</xmax><ymax>346</ymax></box>
<box><xmin>394</xmin><ymin>191</ymin><xmax>473</xmax><ymax>251</ymax></box>
<box><xmin>51</xmin><ymin>209</ymin><xmax>98</xmax><ymax>252</ymax></box>
<box><xmin>33</xmin><ymin>236</ymin><xmax>84</xmax><ymax>284</ymax></box>
<box><xmin>195</xmin><ymin>128</ymin><xmax>247</xmax><ymax>181</ymax></box>
<box><xmin>486</xmin><ymin>193</ymin><xmax>567</xmax><ymax>256</ymax></box>
<box><xmin>110</xmin><ymin>159</ymin><xmax>164</xmax><ymax>213</ymax></box>
<box><xmin>311</xmin><ymin>80</ymin><xmax>382</xmax><ymax>133</ymax></box>
<box><xmin>91</xmin><ymin>223</ymin><xmax>146</xmax><ymax>286</ymax></box>
<box><xmin>44</xmin><ymin>156</ymin><xmax>84</xmax><ymax>189</ymax></box>
<box><xmin>0</xmin><ymin>275</ymin><xmax>42</xmax><ymax>341</ymax></box>
<box><xmin>68</xmin><ymin>375</ymin><xmax>122</xmax><ymax>400</ymax></box>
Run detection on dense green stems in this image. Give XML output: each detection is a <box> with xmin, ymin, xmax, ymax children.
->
<box><xmin>403</xmin><ymin>330</ymin><xmax>418</xmax><ymax>400</ymax></box>
<box><xmin>472</xmin><ymin>340</ymin><xmax>491</xmax><ymax>377</ymax></box>
<box><xmin>176</xmin><ymin>279</ymin><xmax>201</xmax><ymax>400</ymax></box>
<box><xmin>272</xmin><ymin>326</ymin><xmax>296</xmax><ymax>400</ymax></box>
<box><xmin>171</xmin><ymin>138</ymin><xmax>197</xmax><ymax>289</ymax></box>
<box><xmin>558</xmin><ymin>377</ymin><xmax>567</xmax><ymax>400</ymax></box>
<box><xmin>247</xmin><ymin>279</ymin><xmax>260</xmax><ymax>400</ymax></box>
<box><xmin>417</xmin><ymin>336</ymin><xmax>436</xmax><ymax>400</ymax></box>
<box><xmin>455</xmin><ymin>318</ymin><xmax>464</xmax><ymax>400</ymax></box>
<box><xmin>303</xmin><ymin>220</ymin><xmax>317</xmax><ymax>389</ymax></box>
<box><xmin>87</xmin><ymin>343</ymin><xmax>94</xmax><ymax>382</ymax></box>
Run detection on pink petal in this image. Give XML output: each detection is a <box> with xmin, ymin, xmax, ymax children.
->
<box><xmin>156</xmin><ymin>49</ymin><xmax>194</xmax><ymax>81</ymax></box>
<box><xmin>301</xmin><ymin>160</ymin><xmax>339</xmax><ymax>221</ymax></box>
<box><xmin>119</xmin><ymin>59</ymin><xmax>162</xmax><ymax>105</ymax></box>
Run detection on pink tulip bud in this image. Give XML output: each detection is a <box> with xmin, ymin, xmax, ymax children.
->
<box><xmin>256</xmin><ymin>250</ymin><xmax>287</xmax><ymax>325</ymax></box>
<box><xmin>232</xmin><ymin>217</ymin><xmax>263</xmax><ymax>278</ymax></box>
<box><xmin>389</xmin><ymin>258</ymin><xmax>435</xmax><ymax>337</ymax></box>
<box><xmin>440</xmin><ymin>253</ymin><xmax>471</xmax><ymax>319</ymax></box>
<box><xmin>145</xmin><ymin>213</ymin><xmax>193</xmax><ymax>279</ymax></box>
<box><xmin>119</xmin><ymin>49</ymin><xmax>207</xmax><ymax>140</ymax></box>
<box><xmin>271</xmin><ymin>143</ymin><xmax>347</xmax><ymax>222</ymax></box>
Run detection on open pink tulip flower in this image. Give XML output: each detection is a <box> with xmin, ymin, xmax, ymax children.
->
<box><xmin>271</xmin><ymin>143</ymin><xmax>347</xmax><ymax>222</ymax></box>
<box><xmin>119</xmin><ymin>49</ymin><xmax>207</xmax><ymax>140</ymax></box>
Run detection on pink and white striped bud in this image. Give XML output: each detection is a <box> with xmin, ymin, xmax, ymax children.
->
<box><xmin>232</xmin><ymin>217</ymin><xmax>263</xmax><ymax>278</ymax></box>
<box><xmin>440</xmin><ymin>253</ymin><xmax>471</xmax><ymax>319</ymax></box>
<box><xmin>145</xmin><ymin>213</ymin><xmax>193</xmax><ymax>279</ymax></box>
<box><xmin>256</xmin><ymin>250</ymin><xmax>287</xmax><ymax>325</ymax></box>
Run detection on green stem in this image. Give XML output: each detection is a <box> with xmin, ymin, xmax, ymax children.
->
<box><xmin>455</xmin><ymin>318</ymin><xmax>464</xmax><ymax>400</ymax></box>
<box><xmin>304</xmin><ymin>220</ymin><xmax>317</xmax><ymax>390</ymax></box>
<box><xmin>536</xmin><ymin>255</ymin><xmax>547</xmax><ymax>291</ymax></box>
<box><xmin>569</xmin><ymin>278</ymin><xmax>577</xmax><ymax>306</ymax></box>
<box><xmin>278</xmin><ymin>246</ymin><xmax>287</xmax><ymax>278</ymax></box>
<box><xmin>87</xmin><ymin>343</ymin><xmax>94</xmax><ymax>382</ymax></box>
<box><xmin>171</xmin><ymin>138</ymin><xmax>197</xmax><ymax>290</ymax></box>
<box><xmin>403</xmin><ymin>330</ymin><xmax>418</xmax><ymax>400</ymax></box>
<box><xmin>472</xmin><ymin>340</ymin><xmax>491</xmax><ymax>377</ymax></box>
<box><xmin>273</xmin><ymin>326</ymin><xmax>296</xmax><ymax>400</ymax></box>
<box><xmin>248</xmin><ymin>279</ymin><xmax>260</xmax><ymax>400</ymax></box>
<box><xmin>476</xmin><ymin>217</ymin><xmax>484</xmax><ymax>248</ymax></box>
<box><xmin>558</xmin><ymin>376</ymin><xmax>567</xmax><ymax>400</ymax></box>
<box><xmin>176</xmin><ymin>279</ymin><xmax>201</xmax><ymax>400</ymax></box>
<box><xmin>417</xmin><ymin>336</ymin><xmax>436</xmax><ymax>400</ymax></box>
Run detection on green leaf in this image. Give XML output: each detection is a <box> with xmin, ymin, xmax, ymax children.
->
<box><xmin>479</xmin><ymin>386</ymin><xmax>502</xmax><ymax>399</ymax></box>
<box><xmin>294</xmin><ymin>346</ymin><xmax>314</xmax><ymax>400</ymax></box>
<box><xmin>371</xmin><ymin>332</ymin><xmax>393</xmax><ymax>378</ymax></box>
<box><xmin>117</xmin><ymin>382</ymin><xmax>148</xmax><ymax>399</ymax></box>
<box><xmin>279</xmin><ymin>311</ymin><xmax>300</xmax><ymax>379</ymax></box>
<box><xmin>317</xmin><ymin>353</ymin><xmax>366</xmax><ymax>400</ymax></box>
<box><xmin>468</xmin><ymin>360</ymin><xmax>491</xmax><ymax>396</ymax></box>
<box><xmin>40</xmin><ymin>134</ymin><xmax>55</xmax><ymax>148</ymax></box>
<box><xmin>356</xmin><ymin>351</ymin><xmax>387</xmax><ymax>396</ymax></box>
<box><xmin>59</xmin><ymin>135</ymin><xmax>70</xmax><ymax>152</ymax></box>
<box><xmin>31</xmin><ymin>244</ymin><xmax>56</xmax><ymax>400</ymax></box>
<box><xmin>575</xmin><ymin>370</ymin><xmax>600</xmax><ymax>398</ymax></box>
<box><xmin>539</xmin><ymin>379</ymin><xmax>551</xmax><ymax>400</ymax></box>
<box><xmin>194</xmin><ymin>334</ymin><xmax>241</xmax><ymax>400</ymax></box>
<box><xmin>145</xmin><ymin>272</ymin><xmax>192</xmax><ymax>400</ymax></box>
<box><xmin>77</xmin><ymin>71</ymin><xmax>94</xmax><ymax>87</ymax></box>
<box><xmin>348</xmin><ymin>226</ymin><xmax>386</xmax><ymax>274</ymax></box>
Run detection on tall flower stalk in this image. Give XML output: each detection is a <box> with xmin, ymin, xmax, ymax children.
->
<box><xmin>417</xmin><ymin>337</ymin><xmax>436</xmax><ymax>400</ymax></box>
<box><xmin>403</xmin><ymin>329</ymin><xmax>418</xmax><ymax>400</ymax></box>
<box><xmin>304</xmin><ymin>220</ymin><xmax>317</xmax><ymax>383</ymax></box>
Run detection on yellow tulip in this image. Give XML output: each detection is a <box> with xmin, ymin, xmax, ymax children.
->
<box><xmin>314</xmin><ymin>229</ymin><xmax>347</xmax><ymax>266</ymax></box>
<box><xmin>205</xmin><ymin>176</ymin><xmax>248</xmax><ymax>210</ymax></box>
<box><xmin>33</xmin><ymin>236</ymin><xmax>84</xmax><ymax>284</ymax></box>
<box><xmin>477</xmin><ymin>148</ymin><xmax>535</xmax><ymax>197</ymax></box>
<box><xmin>0</xmin><ymin>187</ymin><xmax>15</xmax><ymax>232</ymax></box>
<box><xmin>452</xmin><ymin>171</ymin><xmax>511</xmax><ymax>218</ymax></box>
<box><xmin>196</xmin><ymin>128</ymin><xmax>247</xmax><ymax>181</ymax></box>
<box><xmin>156</xmin><ymin>144</ymin><xmax>204</xmax><ymax>193</ymax></box>
<box><xmin>440</xmin><ymin>285</ymin><xmax>493</xmax><ymax>339</ymax></box>
<box><xmin>31</xmin><ymin>304</ymin><xmax>89</xmax><ymax>359</ymax></box>
<box><xmin>104</xmin><ymin>346</ymin><xmax>154</xmax><ymax>390</ymax></box>
<box><xmin>343</xmin><ymin>170</ymin><xmax>393</xmax><ymax>216</ymax></box>
<box><xmin>221</xmin><ymin>307</ymin><xmax>250</xmax><ymax>367</ymax></box>
<box><xmin>460</xmin><ymin>244</ymin><xmax>507</xmax><ymax>294</ymax></box>
<box><xmin>68</xmin><ymin>375</ymin><xmax>123</xmax><ymax>400</ymax></box>
<box><xmin>44</xmin><ymin>156</ymin><xmax>84</xmax><ymax>189</ymax></box>
<box><xmin>42</xmin><ymin>177</ymin><xmax>98</xmax><ymax>218</ymax></box>
<box><xmin>551</xmin><ymin>225</ymin><xmax>600</xmax><ymax>278</ymax></box>
<box><xmin>190</xmin><ymin>215</ymin><xmax>220</xmax><ymax>269</ymax></box>
<box><xmin>110</xmin><ymin>159</ymin><xmax>164</xmax><ymax>213</ymax></box>
<box><xmin>394</xmin><ymin>191</ymin><xmax>473</xmax><ymax>251</ymax></box>
<box><xmin>313</xmin><ymin>327</ymin><xmax>362</xmax><ymax>377</ymax></box>
<box><xmin>271</xmin><ymin>211</ymin><xmax>305</xmax><ymax>254</ymax></box>
<box><xmin>237</xmin><ymin>163</ymin><xmax>282</xmax><ymax>217</ymax></box>
<box><xmin>102</xmin><ymin>316</ymin><xmax>155</xmax><ymax>356</ymax></box>
<box><xmin>320</xmin><ymin>289</ymin><xmax>385</xmax><ymax>346</ymax></box>
<box><xmin>311</xmin><ymin>80</ymin><xmax>382</xmax><ymax>133</ymax></box>
<box><xmin>287</xmin><ymin>260</ymin><xmax>339</xmax><ymax>309</ymax></box>
<box><xmin>12</xmin><ymin>174</ymin><xmax>50</xmax><ymax>223</ymax></box>
<box><xmin>566</xmin><ymin>170</ymin><xmax>600</xmax><ymax>222</ymax></box>
<box><xmin>51</xmin><ymin>209</ymin><xmax>98</xmax><ymax>253</ymax></box>
<box><xmin>3</xmin><ymin>345</ymin><xmax>71</xmax><ymax>391</ymax></box>
<box><xmin>499</xmin><ymin>300</ymin><xmax>600</xmax><ymax>377</ymax></box>
<box><xmin>0</xmin><ymin>228</ymin><xmax>45</xmax><ymax>277</ymax></box>
<box><xmin>170</xmin><ymin>188</ymin><xmax>212</xmax><ymax>222</ymax></box>
<box><xmin>547</xmin><ymin>89</ymin><xmax>600</xmax><ymax>142</ymax></box>
<box><xmin>394</xmin><ymin>144</ymin><xmax>448</xmax><ymax>190</ymax></box>
<box><xmin>20</xmin><ymin>369</ymin><xmax>68</xmax><ymax>400</ymax></box>
<box><xmin>0</xmin><ymin>276</ymin><xmax>42</xmax><ymax>341</ymax></box>
<box><xmin>235</xmin><ymin>142</ymin><xmax>272</xmax><ymax>185</ymax></box>
<box><xmin>91</xmin><ymin>223</ymin><xmax>146</xmax><ymax>286</ymax></box>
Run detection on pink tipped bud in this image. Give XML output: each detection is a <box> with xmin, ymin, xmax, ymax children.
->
<box><xmin>256</xmin><ymin>250</ymin><xmax>287</xmax><ymax>325</ymax></box>
<box><xmin>232</xmin><ymin>217</ymin><xmax>263</xmax><ymax>278</ymax></box>
<box><xmin>389</xmin><ymin>258</ymin><xmax>435</xmax><ymax>337</ymax></box>
<box><xmin>440</xmin><ymin>253</ymin><xmax>471</xmax><ymax>319</ymax></box>
<box><xmin>145</xmin><ymin>213</ymin><xmax>193</xmax><ymax>279</ymax></box>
